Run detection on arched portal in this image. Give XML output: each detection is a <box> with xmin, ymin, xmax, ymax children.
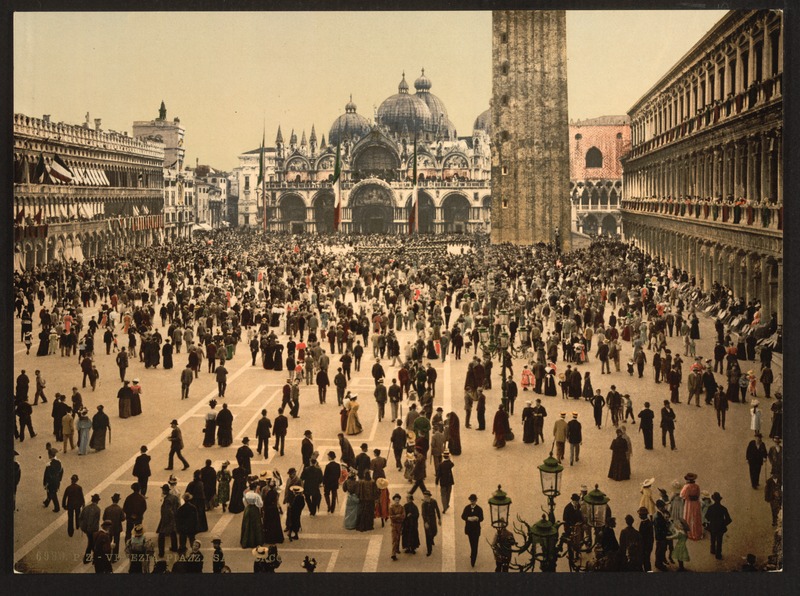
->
<box><xmin>405</xmin><ymin>191</ymin><xmax>435</xmax><ymax>234</ymax></box>
<box><xmin>314</xmin><ymin>192</ymin><xmax>335</xmax><ymax>234</ymax></box>
<box><xmin>279</xmin><ymin>195</ymin><xmax>307</xmax><ymax>233</ymax></box>
<box><xmin>350</xmin><ymin>184</ymin><xmax>395</xmax><ymax>234</ymax></box>
<box><xmin>601</xmin><ymin>214</ymin><xmax>618</xmax><ymax>236</ymax></box>
<box><xmin>442</xmin><ymin>193</ymin><xmax>471</xmax><ymax>233</ymax></box>
<box><xmin>582</xmin><ymin>214</ymin><xmax>599</xmax><ymax>236</ymax></box>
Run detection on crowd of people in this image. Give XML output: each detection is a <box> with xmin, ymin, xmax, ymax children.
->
<box><xmin>12</xmin><ymin>228</ymin><xmax>782</xmax><ymax>573</ymax></box>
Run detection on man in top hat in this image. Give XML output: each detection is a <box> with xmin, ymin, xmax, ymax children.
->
<box><xmin>42</xmin><ymin>447</ymin><xmax>63</xmax><ymax>512</ymax></box>
<box><xmin>123</xmin><ymin>482</ymin><xmax>147</xmax><ymax>543</ymax></box>
<box><xmin>435</xmin><ymin>448</ymin><xmax>455</xmax><ymax>515</ymax></box>
<box><xmin>704</xmin><ymin>492</ymin><xmax>732</xmax><ymax>559</ymax></box>
<box><xmin>660</xmin><ymin>400</ymin><xmax>677</xmax><ymax>450</ymax></box>
<box><xmin>355</xmin><ymin>443</ymin><xmax>371</xmax><ymax>479</ymax></box>
<box><xmin>323</xmin><ymin>451</ymin><xmax>342</xmax><ymax>514</ymax></box>
<box><xmin>176</xmin><ymin>493</ymin><xmax>199</xmax><ymax>554</ymax></box>
<box><xmin>166</xmin><ymin>419</ymin><xmax>189</xmax><ymax>471</ymax></box>
<box><xmin>62</xmin><ymin>474</ymin><xmax>85</xmax><ymax>537</ymax></box>
<box><xmin>553</xmin><ymin>412</ymin><xmax>568</xmax><ymax>463</ymax></box>
<box><xmin>745</xmin><ymin>433</ymin><xmax>768</xmax><ymax>489</ymax></box>
<box><xmin>461</xmin><ymin>494</ymin><xmax>484</xmax><ymax>568</ymax></box>
<box><xmin>103</xmin><ymin>492</ymin><xmax>126</xmax><ymax>562</ymax></box>
<box><xmin>133</xmin><ymin>445</ymin><xmax>152</xmax><ymax>496</ymax></box>
<box><xmin>653</xmin><ymin>499</ymin><xmax>671</xmax><ymax>571</ymax></box>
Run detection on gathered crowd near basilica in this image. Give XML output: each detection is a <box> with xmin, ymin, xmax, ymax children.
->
<box><xmin>10</xmin><ymin>9</ymin><xmax>783</xmax><ymax>575</ymax></box>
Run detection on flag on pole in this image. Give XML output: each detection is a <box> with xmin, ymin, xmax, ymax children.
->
<box><xmin>33</xmin><ymin>153</ymin><xmax>47</xmax><ymax>184</ymax></box>
<box><xmin>49</xmin><ymin>154</ymin><xmax>73</xmax><ymax>183</ymax></box>
<box><xmin>333</xmin><ymin>141</ymin><xmax>342</xmax><ymax>232</ymax></box>
<box><xmin>409</xmin><ymin>131</ymin><xmax>418</xmax><ymax>234</ymax></box>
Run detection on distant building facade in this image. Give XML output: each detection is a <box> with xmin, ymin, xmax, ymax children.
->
<box><xmin>13</xmin><ymin>112</ymin><xmax>164</xmax><ymax>270</ymax></box>
<box><xmin>569</xmin><ymin>115</ymin><xmax>631</xmax><ymax>237</ymax></box>
<box><xmin>234</xmin><ymin>72</ymin><xmax>493</xmax><ymax>234</ymax></box>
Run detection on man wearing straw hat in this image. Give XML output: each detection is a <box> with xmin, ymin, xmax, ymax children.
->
<box><xmin>388</xmin><ymin>494</ymin><xmax>405</xmax><ymax>561</ymax></box>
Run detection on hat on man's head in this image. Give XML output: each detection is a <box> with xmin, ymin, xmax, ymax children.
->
<box><xmin>112</xmin><ymin>493</ymin><xmax>121</xmax><ymax>502</ymax></box>
<box><xmin>468</xmin><ymin>494</ymin><xmax>478</xmax><ymax>502</ymax></box>
<box><xmin>168</xmin><ymin>475</ymin><xmax>178</xmax><ymax>484</ymax></box>
<box><xmin>101</xmin><ymin>520</ymin><xmax>113</xmax><ymax>528</ymax></box>
<box><xmin>571</xmin><ymin>493</ymin><xmax>580</xmax><ymax>501</ymax></box>
<box><xmin>182</xmin><ymin>493</ymin><xmax>193</xmax><ymax>501</ymax></box>
<box><xmin>712</xmin><ymin>492</ymin><xmax>722</xmax><ymax>502</ymax></box>
<box><xmin>684</xmin><ymin>473</ymin><xmax>698</xmax><ymax>482</ymax></box>
<box><xmin>161</xmin><ymin>484</ymin><xmax>171</xmax><ymax>491</ymax></box>
<box><xmin>134</xmin><ymin>524</ymin><xmax>145</xmax><ymax>536</ymax></box>
<box><xmin>91</xmin><ymin>494</ymin><xmax>101</xmax><ymax>502</ymax></box>
<box><xmin>170</xmin><ymin>419</ymin><xmax>178</xmax><ymax>426</ymax></box>
<box><xmin>637</xmin><ymin>507</ymin><xmax>649</xmax><ymax>515</ymax></box>
<box><xmin>572</xmin><ymin>412</ymin><xmax>578</xmax><ymax>418</ymax></box>
<box><xmin>242</xmin><ymin>437</ymin><xmax>250</xmax><ymax>443</ymax></box>
<box><xmin>560</xmin><ymin>412</ymin><xmax>566</xmax><ymax>418</ymax></box>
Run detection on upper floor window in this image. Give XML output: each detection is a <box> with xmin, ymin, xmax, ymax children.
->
<box><xmin>585</xmin><ymin>147</ymin><xmax>603</xmax><ymax>168</ymax></box>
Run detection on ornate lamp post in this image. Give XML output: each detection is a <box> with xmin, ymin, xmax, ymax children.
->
<box><xmin>537</xmin><ymin>452</ymin><xmax>563</xmax><ymax>522</ymax></box>
<box><xmin>488</xmin><ymin>485</ymin><xmax>512</xmax><ymax>529</ymax></box>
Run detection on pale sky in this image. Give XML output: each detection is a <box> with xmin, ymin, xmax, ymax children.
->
<box><xmin>15</xmin><ymin>10</ymin><xmax>727</xmax><ymax>171</ymax></box>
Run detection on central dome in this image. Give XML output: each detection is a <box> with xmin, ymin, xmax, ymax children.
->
<box><xmin>329</xmin><ymin>95</ymin><xmax>372</xmax><ymax>145</ymax></box>
<box><xmin>377</xmin><ymin>72</ymin><xmax>433</xmax><ymax>137</ymax></box>
<box><xmin>413</xmin><ymin>69</ymin><xmax>455</xmax><ymax>139</ymax></box>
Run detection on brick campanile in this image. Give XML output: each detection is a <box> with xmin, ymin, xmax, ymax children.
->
<box><xmin>491</xmin><ymin>10</ymin><xmax>571</xmax><ymax>250</ymax></box>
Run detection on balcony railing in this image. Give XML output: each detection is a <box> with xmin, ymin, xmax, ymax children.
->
<box><xmin>14</xmin><ymin>184</ymin><xmax>161</xmax><ymax>199</ymax></box>
<box><xmin>621</xmin><ymin>198</ymin><xmax>782</xmax><ymax>232</ymax></box>
<box><xmin>258</xmin><ymin>178</ymin><xmax>489</xmax><ymax>191</ymax></box>
<box><xmin>627</xmin><ymin>74</ymin><xmax>782</xmax><ymax>161</ymax></box>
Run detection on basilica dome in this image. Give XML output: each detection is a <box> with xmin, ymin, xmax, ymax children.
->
<box><xmin>413</xmin><ymin>69</ymin><xmax>456</xmax><ymax>139</ymax></box>
<box><xmin>377</xmin><ymin>73</ymin><xmax>433</xmax><ymax>138</ymax></box>
<box><xmin>473</xmin><ymin>108</ymin><xmax>492</xmax><ymax>136</ymax></box>
<box><xmin>329</xmin><ymin>96</ymin><xmax>372</xmax><ymax>146</ymax></box>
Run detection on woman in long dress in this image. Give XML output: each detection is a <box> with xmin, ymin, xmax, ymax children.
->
<box><xmin>76</xmin><ymin>409</ymin><xmax>92</xmax><ymax>455</ymax></box>
<box><xmin>543</xmin><ymin>370</ymin><xmax>557</xmax><ymax>396</ymax></box>
<box><xmin>343</xmin><ymin>475</ymin><xmax>359</xmax><ymax>530</ymax></box>
<box><xmin>521</xmin><ymin>401</ymin><xmax>536</xmax><ymax>443</ymax></box>
<box><xmin>215</xmin><ymin>461</ymin><xmax>232</xmax><ymax>512</ymax></box>
<box><xmin>492</xmin><ymin>405</ymin><xmax>510</xmax><ymax>448</ymax></box>
<box><xmin>240</xmin><ymin>483</ymin><xmax>264</xmax><ymax>548</ymax></box>
<box><xmin>581</xmin><ymin>372</ymin><xmax>594</xmax><ymax>400</ymax></box>
<box><xmin>203</xmin><ymin>400</ymin><xmax>217</xmax><ymax>447</ymax></box>
<box><xmin>273</xmin><ymin>343</ymin><xmax>284</xmax><ymax>371</ymax></box>
<box><xmin>446</xmin><ymin>412</ymin><xmax>462</xmax><ymax>456</ymax></box>
<box><xmin>216</xmin><ymin>404</ymin><xmax>234</xmax><ymax>447</ymax></box>
<box><xmin>680</xmin><ymin>473</ymin><xmax>703</xmax><ymax>541</ymax></box>
<box><xmin>667</xmin><ymin>518</ymin><xmax>691</xmax><ymax>571</ymax></box>
<box><xmin>401</xmin><ymin>494</ymin><xmax>421</xmax><ymax>554</ymax></box>
<box><xmin>261</xmin><ymin>481</ymin><xmax>285</xmax><ymax>544</ymax></box>
<box><xmin>375</xmin><ymin>478</ymin><xmax>390</xmax><ymax>527</ymax></box>
<box><xmin>228</xmin><ymin>467</ymin><xmax>248</xmax><ymax>515</ymax></box>
<box><xmin>355</xmin><ymin>472</ymin><xmax>379</xmax><ymax>532</ymax></box>
<box><xmin>608</xmin><ymin>429</ymin><xmax>631</xmax><ymax>481</ymax></box>
<box><xmin>187</xmin><ymin>471</ymin><xmax>208</xmax><ymax>533</ymax></box>
<box><xmin>346</xmin><ymin>397</ymin><xmax>363</xmax><ymax>435</ymax></box>
<box><xmin>286</xmin><ymin>486</ymin><xmax>305</xmax><ymax>541</ymax></box>
<box><xmin>129</xmin><ymin>379</ymin><xmax>143</xmax><ymax>416</ymax></box>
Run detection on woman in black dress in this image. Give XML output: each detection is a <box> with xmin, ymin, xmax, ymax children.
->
<box><xmin>261</xmin><ymin>480</ymin><xmax>285</xmax><ymax>544</ymax></box>
<box><xmin>203</xmin><ymin>400</ymin><xmax>217</xmax><ymax>447</ymax></box>
<box><xmin>228</xmin><ymin>466</ymin><xmax>248</xmax><ymax>514</ymax></box>
<box><xmin>273</xmin><ymin>343</ymin><xmax>284</xmax><ymax>371</ymax></box>
<box><xmin>216</xmin><ymin>403</ymin><xmax>234</xmax><ymax>447</ymax></box>
<box><xmin>186</xmin><ymin>470</ymin><xmax>209</xmax><ymax>532</ymax></box>
<box><xmin>608</xmin><ymin>429</ymin><xmax>631</xmax><ymax>481</ymax></box>
<box><xmin>544</xmin><ymin>370</ymin><xmax>558</xmax><ymax>396</ymax></box>
<box><xmin>582</xmin><ymin>372</ymin><xmax>594</xmax><ymax>401</ymax></box>
<box><xmin>401</xmin><ymin>494</ymin><xmax>421</xmax><ymax>554</ymax></box>
<box><xmin>286</xmin><ymin>486</ymin><xmax>305</xmax><ymax>541</ymax></box>
<box><xmin>521</xmin><ymin>401</ymin><xmax>536</xmax><ymax>443</ymax></box>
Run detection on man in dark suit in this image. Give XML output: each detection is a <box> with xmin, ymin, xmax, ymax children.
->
<box><xmin>93</xmin><ymin>520</ymin><xmax>114</xmax><ymax>573</ymax></box>
<box><xmin>660</xmin><ymin>400</ymin><xmax>676</xmax><ymax>450</ymax></box>
<box><xmin>42</xmin><ymin>448</ymin><xmax>63</xmax><ymax>512</ymax></box>
<box><xmin>61</xmin><ymin>474</ymin><xmax>85</xmax><ymax>537</ymax></box>
<box><xmin>255</xmin><ymin>409</ymin><xmax>272</xmax><ymax>458</ymax></box>
<box><xmin>272</xmin><ymin>408</ymin><xmax>289</xmax><ymax>456</ymax></box>
<box><xmin>301</xmin><ymin>430</ymin><xmax>314</xmax><ymax>468</ymax></box>
<box><xmin>132</xmin><ymin>445</ymin><xmax>151</xmax><ymax>496</ymax></box>
<box><xmin>618</xmin><ymin>514</ymin><xmax>644</xmax><ymax>571</ymax></box>
<box><xmin>355</xmin><ymin>443</ymin><xmax>371</xmax><ymax>479</ymax></box>
<box><xmin>566</xmin><ymin>412</ymin><xmax>582</xmax><ymax>465</ymax></box>
<box><xmin>745</xmin><ymin>433</ymin><xmax>768</xmax><ymax>489</ymax></box>
<box><xmin>165</xmin><ymin>420</ymin><xmax>189</xmax><ymax>470</ymax></box>
<box><xmin>637</xmin><ymin>507</ymin><xmax>654</xmax><ymax>572</ymax></box>
<box><xmin>637</xmin><ymin>402</ymin><xmax>655</xmax><ymax>449</ymax></box>
<box><xmin>705</xmin><ymin>492</ymin><xmax>732</xmax><ymax>559</ymax></box>
<box><xmin>235</xmin><ymin>437</ymin><xmax>254</xmax><ymax>475</ymax></box>
<box><xmin>322</xmin><ymin>451</ymin><xmax>342</xmax><ymax>514</ymax></box>
<box><xmin>461</xmin><ymin>494</ymin><xmax>484</xmax><ymax>568</ymax></box>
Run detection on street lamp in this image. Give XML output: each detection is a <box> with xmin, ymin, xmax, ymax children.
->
<box><xmin>488</xmin><ymin>484</ymin><xmax>512</xmax><ymax>529</ymax></box>
<box><xmin>583</xmin><ymin>484</ymin><xmax>611</xmax><ymax>528</ymax></box>
<box><xmin>537</xmin><ymin>452</ymin><xmax>563</xmax><ymax>521</ymax></box>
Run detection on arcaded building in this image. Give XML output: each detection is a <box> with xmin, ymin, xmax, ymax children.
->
<box><xmin>13</xmin><ymin>113</ymin><xmax>165</xmax><ymax>270</ymax></box>
<box><xmin>621</xmin><ymin>9</ymin><xmax>783</xmax><ymax>322</ymax></box>
<box><xmin>569</xmin><ymin>116</ymin><xmax>630</xmax><ymax>237</ymax></box>
<box><xmin>234</xmin><ymin>71</ymin><xmax>493</xmax><ymax>234</ymax></box>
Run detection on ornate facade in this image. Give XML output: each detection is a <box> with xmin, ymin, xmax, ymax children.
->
<box><xmin>621</xmin><ymin>9</ymin><xmax>783</xmax><ymax>322</ymax></box>
<box><xmin>13</xmin><ymin>113</ymin><xmax>165</xmax><ymax>270</ymax></box>
<box><xmin>233</xmin><ymin>73</ymin><xmax>493</xmax><ymax>234</ymax></box>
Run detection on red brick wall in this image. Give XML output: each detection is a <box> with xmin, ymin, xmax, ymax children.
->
<box><xmin>569</xmin><ymin>124</ymin><xmax>631</xmax><ymax>179</ymax></box>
